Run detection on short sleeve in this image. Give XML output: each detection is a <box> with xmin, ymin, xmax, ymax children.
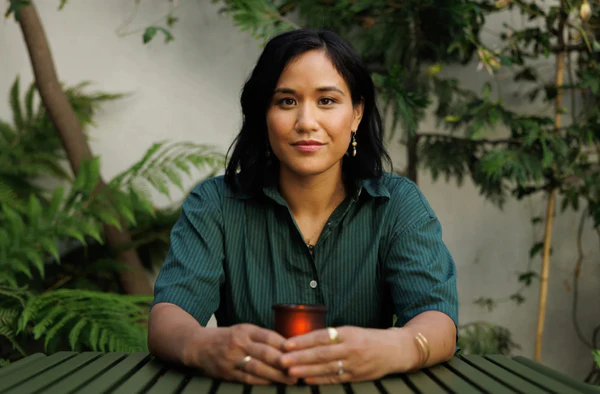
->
<box><xmin>151</xmin><ymin>179</ymin><xmax>225</xmax><ymax>326</ymax></box>
<box><xmin>384</xmin><ymin>182</ymin><xmax>458</xmax><ymax>329</ymax></box>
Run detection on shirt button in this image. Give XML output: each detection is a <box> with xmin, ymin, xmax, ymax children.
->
<box><xmin>309</xmin><ymin>280</ymin><xmax>318</xmax><ymax>289</ymax></box>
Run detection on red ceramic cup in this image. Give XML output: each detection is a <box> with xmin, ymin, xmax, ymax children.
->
<box><xmin>272</xmin><ymin>304</ymin><xmax>327</xmax><ymax>338</ymax></box>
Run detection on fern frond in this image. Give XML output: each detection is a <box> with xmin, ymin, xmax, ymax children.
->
<box><xmin>0</xmin><ymin>307</ymin><xmax>25</xmax><ymax>356</ymax></box>
<box><xmin>21</xmin><ymin>290</ymin><xmax>151</xmax><ymax>353</ymax></box>
<box><xmin>110</xmin><ymin>141</ymin><xmax>225</xmax><ymax>199</ymax></box>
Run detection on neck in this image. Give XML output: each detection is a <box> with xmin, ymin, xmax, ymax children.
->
<box><xmin>278</xmin><ymin>165</ymin><xmax>347</xmax><ymax>217</ymax></box>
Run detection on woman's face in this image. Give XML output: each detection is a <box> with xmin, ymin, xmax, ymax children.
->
<box><xmin>266</xmin><ymin>50</ymin><xmax>363</xmax><ymax>180</ymax></box>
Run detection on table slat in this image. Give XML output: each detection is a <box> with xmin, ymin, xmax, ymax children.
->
<box><xmin>379</xmin><ymin>377</ymin><xmax>416</xmax><ymax>394</ymax></box>
<box><xmin>461</xmin><ymin>355</ymin><xmax>549</xmax><ymax>394</ymax></box>
<box><xmin>512</xmin><ymin>356</ymin><xmax>600</xmax><ymax>394</ymax></box>
<box><xmin>445</xmin><ymin>357</ymin><xmax>516</xmax><ymax>394</ymax></box>
<box><xmin>179</xmin><ymin>376</ymin><xmax>214</xmax><ymax>394</ymax></box>
<box><xmin>248</xmin><ymin>384</ymin><xmax>277</xmax><ymax>394</ymax></box>
<box><xmin>404</xmin><ymin>371</ymin><xmax>448</xmax><ymax>393</ymax></box>
<box><xmin>0</xmin><ymin>351</ymin><xmax>77</xmax><ymax>392</ymax></box>
<box><xmin>78</xmin><ymin>352</ymin><xmax>151</xmax><ymax>394</ymax></box>
<box><xmin>216</xmin><ymin>381</ymin><xmax>245</xmax><ymax>393</ymax></box>
<box><xmin>349</xmin><ymin>381</ymin><xmax>382</xmax><ymax>393</ymax></box>
<box><xmin>143</xmin><ymin>368</ymin><xmax>188</xmax><ymax>394</ymax></box>
<box><xmin>486</xmin><ymin>355</ymin><xmax>583</xmax><ymax>394</ymax></box>
<box><xmin>4</xmin><ymin>352</ymin><xmax>101</xmax><ymax>394</ymax></box>
<box><xmin>317</xmin><ymin>383</ymin><xmax>347</xmax><ymax>394</ymax></box>
<box><xmin>426</xmin><ymin>364</ymin><xmax>484</xmax><ymax>393</ymax></box>
<box><xmin>285</xmin><ymin>385</ymin><xmax>312</xmax><ymax>394</ymax></box>
<box><xmin>0</xmin><ymin>353</ymin><xmax>46</xmax><ymax>378</ymax></box>
<box><xmin>111</xmin><ymin>357</ymin><xmax>166</xmax><ymax>394</ymax></box>
<box><xmin>39</xmin><ymin>352</ymin><xmax>127</xmax><ymax>394</ymax></box>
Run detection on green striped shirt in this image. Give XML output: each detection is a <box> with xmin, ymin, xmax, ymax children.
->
<box><xmin>152</xmin><ymin>173</ymin><xmax>458</xmax><ymax>330</ymax></box>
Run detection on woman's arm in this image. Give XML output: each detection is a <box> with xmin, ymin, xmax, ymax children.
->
<box><xmin>387</xmin><ymin>310</ymin><xmax>456</xmax><ymax>372</ymax></box>
<box><xmin>148</xmin><ymin>302</ymin><xmax>211</xmax><ymax>366</ymax></box>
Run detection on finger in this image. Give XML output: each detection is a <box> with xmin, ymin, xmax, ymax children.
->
<box><xmin>280</xmin><ymin>344</ymin><xmax>345</xmax><ymax>367</ymax></box>
<box><xmin>228</xmin><ymin>369</ymin><xmax>272</xmax><ymax>385</ymax></box>
<box><xmin>305</xmin><ymin>373</ymin><xmax>351</xmax><ymax>385</ymax></box>
<box><xmin>288</xmin><ymin>359</ymin><xmax>348</xmax><ymax>378</ymax></box>
<box><xmin>283</xmin><ymin>328</ymin><xmax>340</xmax><ymax>351</ymax></box>
<box><xmin>243</xmin><ymin>355</ymin><xmax>298</xmax><ymax>385</ymax></box>
<box><xmin>246</xmin><ymin>341</ymin><xmax>286</xmax><ymax>369</ymax></box>
<box><xmin>249</xmin><ymin>327</ymin><xmax>287</xmax><ymax>349</ymax></box>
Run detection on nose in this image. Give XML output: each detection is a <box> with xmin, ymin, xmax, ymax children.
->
<box><xmin>295</xmin><ymin>103</ymin><xmax>318</xmax><ymax>133</ymax></box>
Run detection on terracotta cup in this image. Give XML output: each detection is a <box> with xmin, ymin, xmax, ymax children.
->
<box><xmin>272</xmin><ymin>304</ymin><xmax>327</xmax><ymax>338</ymax></box>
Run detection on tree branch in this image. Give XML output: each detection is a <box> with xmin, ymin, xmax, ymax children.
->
<box><xmin>17</xmin><ymin>2</ymin><xmax>152</xmax><ymax>295</ymax></box>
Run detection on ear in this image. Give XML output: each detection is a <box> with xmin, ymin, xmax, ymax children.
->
<box><xmin>352</xmin><ymin>98</ymin><xmax>364</xmax><ymax>132</ymax></box>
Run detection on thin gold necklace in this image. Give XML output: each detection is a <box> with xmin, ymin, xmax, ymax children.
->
<box><xmin>304</xmin><ymin>193</ymin><xmax>346</xmax><ymax>251</ymax></box>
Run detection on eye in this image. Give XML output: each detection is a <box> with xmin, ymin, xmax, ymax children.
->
<box><xmin>319</xmin><ymin>98</ymin><xmax>336</xmax><ymax>105</ymax></box>
<box><xmin>278</xmin><ymin>98</ymin><xmax>296</xmax><ymax>106</ymax></box>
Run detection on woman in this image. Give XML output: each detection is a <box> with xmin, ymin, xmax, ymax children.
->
<box><xmin>148</xmin><ymin>29</ymin><xmax>458</xmax><ymax>386</ymax></box>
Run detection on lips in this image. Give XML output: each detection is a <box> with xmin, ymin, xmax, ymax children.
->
<box><xmin>292</xmin><ymin>140</ymin><xmax>325</xmax><ymax>152</ymax></box>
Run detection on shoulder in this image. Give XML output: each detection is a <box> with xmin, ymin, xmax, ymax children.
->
<box><xmin>375</xmin><ymin>172</ymin><xmax>436</xmax><ymax>232</ymax></box>
<box><xmin>183</xmin><ymin>175</ymin><xmax>230</xmax><ymax>209</ymax></box>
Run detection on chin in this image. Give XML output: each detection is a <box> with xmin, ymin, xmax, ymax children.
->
<box><xmin>282</xmin><ymin>162</ymin><xmax>340</xmax><ymax>178</ymax></box>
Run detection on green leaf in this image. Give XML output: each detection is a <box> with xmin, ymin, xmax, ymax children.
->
<box><xmin>82</xmin><ymin>157</ymin><xmax>101</xmax><ymax>196</ymax></box>
<box><xmin>529</xmin><ymin>243</ymin><xmax>544</xmax><ymax>259</ymax></box>
<box><xmin>473</xmin><ymin>297</ymin><xmax>496</xmax><ymax>312</ymax></box>
<box><xmin>69</xmin><ymin>319</ymin><xmax>87</xmax><ymax>350</ymax></box>
<box><xmin>24</xmin><ymin>82</ymin><xmax>36</xmax><ymax>125</ymax></box>
<box><xmin>10</xmin><ymin>77</ymin><xmax>25</xmax><ymax>131</ymax></box>
<box><xmin>39</xmin><ymin>237</ymin><xmax>60</xmax><ymax>263</ymax></box>
<box><xmin>44</xmin><ymin>312</ymin><xmax>77</xmax><ymax>350</ymax></box>
<box><xmin>143</xmin><ymin>27</ymin><xmax>158</xmax><ymax>44</ymax></box>
<box><xmin>510</xmin><ymin>293</ymin><xmax>525</xmax><ymax>305</ymax></box>
<box><xmin>89</xmin><ymin>323</ymin><xmax>100</xmax><ymax>351</ymax></box>
<box><xmin>95</xmin><ymin>209</ymin><xmax>122</xmax><ymax>231</ymax></box>
<box><xmin>142</xmin><ymin>27</ymin><xmax>174</xmax><ymax>44</ymax></box>
<box><xmin>47</xmin><ymin>188</ymin><xmax>65</xmax><ymax>220</ymax></box>
<box><xmin>593</xmin><ymin>349</ymin><xmax>600</xmax><ymax>368</ymax></box>
<box><xmin>4</xmin><ymin>1</ymin><xmax>30</xmax><ymax>22</ymax></box>
<box><xmin>58</xmin><ymin>0</ymin><xmax>67</xmax><ymax>10</ymax></box>
<box><xmin>28</xmin><ymin>195</ymin><xmax>43</xmax><ymax>225</ymax></box>
<box><xmin>531</xmin><ymin>217</ymin><xmax>543</xmax><ymax>225</ymax></box>
<box><xmin>518</xmin><ymin>271</ymin><xmax>537</xmax><ymax>286</ymax></box>
<box><xmin>481</xmin><ymin>83</ymin><xmax>492</xmax><ymax>100</ymax></box>
<box><xmin>24</xmin><ymin>248</ymin><xmax>44</xmax><ymax>277</ymax></box>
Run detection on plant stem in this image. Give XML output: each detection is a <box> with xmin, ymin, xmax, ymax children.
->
<box><xmin>535</xmin><ymin>188</ymin><xmax>557</xmax><ymax>362</ymax></box>
<box><xmin>534</xmin><ymin>0</ymin><xmax>566</xmax><ymax>362</ymax></box>
<box><xmin>17</xmin><ymin>2</ymin><xmax>153</xmax><ymax>295</ymax></box>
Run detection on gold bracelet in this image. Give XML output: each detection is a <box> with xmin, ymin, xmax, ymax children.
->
<box><xmin>388</xmin><ymin>327</ymin><xmax>430</xmax><ymax>369</ymax></box>
<box><xmin>415</xmin><ymin>332</ymin><xmax>430</xmax><ymax>368</ymax></box>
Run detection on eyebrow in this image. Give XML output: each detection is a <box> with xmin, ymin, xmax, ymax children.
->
<box><xmin>273</xmin><ymin>86</ymin><xmax>345</xmax><ymax>95</ymax></box>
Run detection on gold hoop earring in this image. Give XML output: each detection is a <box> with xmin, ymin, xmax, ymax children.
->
<box><xmin>351</xmin><ymin>131</ymin><xmax>357</xmax><ymax>157</ymax></box>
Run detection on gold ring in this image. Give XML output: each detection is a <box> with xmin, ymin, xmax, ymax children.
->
<box><xmin>327</xmin><ymin>327</ymin><xmax>340</xmax><ymax>343</ymax></box>
<box><xmin>237</xmin><ymin>355</ymin><xmax>252</xmax><ymax>370</ymax></box>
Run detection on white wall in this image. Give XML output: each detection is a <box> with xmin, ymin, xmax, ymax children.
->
<box><xmin>1</xmin><ymin>0</ymin><xmax>598</xmax><ymax>379</ymax></box>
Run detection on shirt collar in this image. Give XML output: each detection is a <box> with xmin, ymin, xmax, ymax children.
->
<box><xmin>233</xmin><ymin>175</ymin><xmax>391</xmax><ymax>202</ymax></box>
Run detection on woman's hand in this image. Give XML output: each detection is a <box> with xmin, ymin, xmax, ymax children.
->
<box><xmin>279</xmin><ymin>326</ymin><xmax>413</xmax><ymax>385</ymax></box>
<box><xmin>183</xmin><ymin>323</ymin><xmax>298</xmax><ymax>385</ymax></box>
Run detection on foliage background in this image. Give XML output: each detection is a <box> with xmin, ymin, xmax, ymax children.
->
<box><xmin>0</xmin><ymin>0</ymin><xmax>599</xmax><ymax>379</ymax></box>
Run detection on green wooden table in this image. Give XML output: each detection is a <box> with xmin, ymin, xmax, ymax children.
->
<box><xmin>1</xmin><ymin>352</ymin><xmax>598</xmax><ymax>394</ymax></box>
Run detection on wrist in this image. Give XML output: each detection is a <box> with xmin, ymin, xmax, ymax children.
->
<box><xmin>387</xmin><ymin>327</ymin><xmax>421</xmax><ymax>373</ymax></box>
<box><xmin>181</xmin><ymin>326</ymin><xmax>218</xmax><ymax>369</ymax></box>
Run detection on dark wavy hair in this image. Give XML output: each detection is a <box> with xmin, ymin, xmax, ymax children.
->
<box><xmin>224</xmin><ymin>28</ymin><xmax>390</xmax><ymax>194</ymax></box>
